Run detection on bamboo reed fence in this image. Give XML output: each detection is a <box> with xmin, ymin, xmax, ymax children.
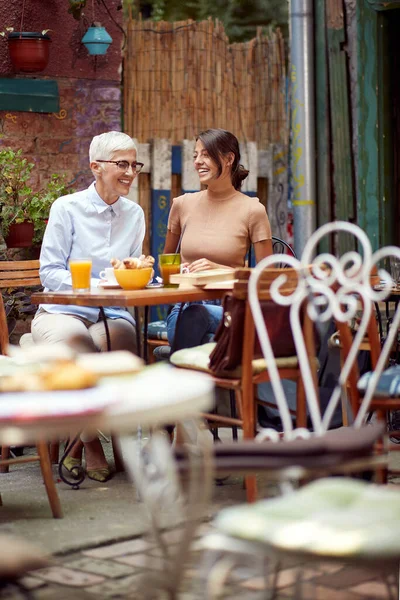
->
<box><xmin>124</xmin><ymin>17</ymin><xmax>287</xmax><ymax>148</ymax></box>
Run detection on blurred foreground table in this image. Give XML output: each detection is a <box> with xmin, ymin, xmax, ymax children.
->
<box><xmin>0</xmin><ymin>364</ymin><xmax>215</xmax><ymax>598</ymax></box>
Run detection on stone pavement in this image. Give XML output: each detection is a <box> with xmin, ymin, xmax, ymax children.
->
<box><xmin>1</xmin><ymin>520</ymin><xmax>399</xmax><ymax>599</ymax></box>
<box><xmin>1</xmin><ymin>443</ymin><xmax>400</xmax><ymax>599</ymax></box>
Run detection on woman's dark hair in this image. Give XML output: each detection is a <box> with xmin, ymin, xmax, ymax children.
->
<box><xmin>196</xmin><ymin>128</ymin><xmax>249</xmax><ymax>190</ymax></box>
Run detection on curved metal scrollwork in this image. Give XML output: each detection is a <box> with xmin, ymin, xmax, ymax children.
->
<box><xmin>249</xmin><ymin>221</ymin><xmax>400</xmax><ymax>439</ymax></box>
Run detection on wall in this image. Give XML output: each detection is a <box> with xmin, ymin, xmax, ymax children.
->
<box><xmin>0</xmin><ymin>78</ymin><xmax>121</xmax><ymax>191</ymax></box>
<box><xmin>0</xmin><ymin>0</ymin><xmax>124</xmax><ymax>193</ymax></box>
<box><xmin>0</xmin><ymin>0</ymin><xmax>123</xmax><ymax>80</ymax></box>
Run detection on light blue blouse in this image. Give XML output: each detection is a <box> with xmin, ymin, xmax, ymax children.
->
<box><xmin>38</xmin><ymin>182</ymin><xmax>145</xmax><ymax>324</ymax></box>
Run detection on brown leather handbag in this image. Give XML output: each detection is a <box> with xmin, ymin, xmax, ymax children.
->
<box><xmin>208</xmin><ymin>293</ymin><xmax>296</xmax><ymax>375</ymax></box>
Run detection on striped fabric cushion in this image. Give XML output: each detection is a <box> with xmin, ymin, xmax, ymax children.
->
<box><xmin>146</xmin><ymin>320</ymin><xmax>168</xmax><ymax>341</ymax></box>
<box><xmin>170</xmin><ymin>342</ymin><xmax>299</xmax><ymax>378</ymax></box>
<box><xmin>358</xmin><ymin>365</ymin><xmax>400</xmax><ymax>398</ymax></box>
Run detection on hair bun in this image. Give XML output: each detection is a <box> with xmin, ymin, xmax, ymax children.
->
<box><xmin>233</xmin><ymin>164</ymin><xmax>249</xmax><ymax>188</ymax></box>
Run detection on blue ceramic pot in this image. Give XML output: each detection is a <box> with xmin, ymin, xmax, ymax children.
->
<box><xmin>81</xmin><ymin>26</ymin><xmax>112</xmax><ymax>56</ymax></box>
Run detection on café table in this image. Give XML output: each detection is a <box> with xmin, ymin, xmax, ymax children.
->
<box><xmin>0</xmin><ymin>364</ymin><xmax>214</xmax><ymax>599</ymax></box>
<box><xmin>31</xmin><ymin>286</ymin><xmax>225</xmax><ymax>310</ymax></box>
<box><xmin>32</xmin><ymin>286</ymin><xmax>226</xmax><ymax>360</ymax></box>
<box><xmin>31</xmin><ymin>285</ymin><xmax>226</xmax><ymax>485</ymax></box>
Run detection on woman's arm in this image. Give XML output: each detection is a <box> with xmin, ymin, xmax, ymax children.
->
<box><xmin>254</xmin><ymin>239</ymin><xmax>273</xmax><ymax>263</ymax></box>
<box><xmin>163</xmin><ymin>230</ymin><xmax>181</xmax><ymax>254</ymax></box>
<box><xmin>39</xmin><ymin>201</ymin><xmax>74</xmax><ymax>291</ymax></box>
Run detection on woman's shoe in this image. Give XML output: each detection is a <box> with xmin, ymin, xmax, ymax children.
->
<box><xmin>86</xmin><ymin>467</ymin><xmax>111</xmax><ymax>483</ymax></box>
<box><xmin>63</xmin><ymin>456</ymin><xmax>82</xmax><ymax>479</ymax></box>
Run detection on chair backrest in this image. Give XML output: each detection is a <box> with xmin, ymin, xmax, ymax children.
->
<box><xmin>0</xmin><ymin>260</ymin><xmax>41</xmax><ymax>355</ymax></box>
<box><xmin>247</xmin><ymin>236</ymin><xmax>297</xmax><ymax>268</ymax></box>
<box><xmin>248</xmin><ymin>221</ymin><xmax>398</xmax><ymax>438</ymax></box>
<box><xmin>0</xmin><ymin>260</ymin><xmax>40</xmax><ymax>289</ymax></box>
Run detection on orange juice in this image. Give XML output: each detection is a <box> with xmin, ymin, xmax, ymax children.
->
<box><xmin>159</xmin><ymin>253</ymin><xmax>181</xmax><ymax>287</ymax></box>
<box><xmin>69</xmin><ymin>259</ymin><xmax>92</xmax><ymax>292</ymax></box>
<box><xmin>160</xmin><ymin>263</ymin><xmax>181</xmax><ymax>287</ymax></box>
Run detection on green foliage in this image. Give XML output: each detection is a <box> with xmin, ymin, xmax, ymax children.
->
<box><xmin>68</xmin><ymin>0</ymin><xmax>87</xmax><ymax>20</ymax></box>
<box><xmin>137</xmin><ymin>0</ymin><xmax>288</xmax><ymax>42</ymax></box>
<box><xmin>0</xmin><ymin>149</ymin><xmax>35</xmax><ymax>236</ymax></box>
<box><xmin>28</xmin><ymin>175</ymin><xmax>72</xmax><ymax>245</ymax></box>
<box><xmin>0</xmin><ymin>148</ymin><xmax>74</xmax><ymax>245</ymax></box>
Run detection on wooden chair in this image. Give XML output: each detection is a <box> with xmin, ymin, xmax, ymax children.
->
<box><xmin>0</xmin><ymin>261</ymin><xmax>62</xmax><ymax>517</ymax></box>
<box><xmin>170</xmin><ymin>266</ymin><xmax>312</xmax><ymax>501</ymax></box>
<box><xmin>0</xmin><ymin>260</ymin><xmax>41</xmax><ymax>354</ymax></box>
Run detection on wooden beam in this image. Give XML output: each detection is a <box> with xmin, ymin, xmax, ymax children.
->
<box><xmin>376</xmin><ymin>12</ymin><xmax>395</xmax><ymax>246</ymax></box>
<box><xmin>315</xmin><ymin>0</ymin><xmax>331</xmax><ymax>253</ymax></box>
<box><xmin>326</xmin><ymin>0</ymin><xmax>356</xmax><ymax>254</ymax></box>
<box><xmin>356</xmin><ymin>1</ymin><xmax>380</xmax><ymax>250</ymax></box>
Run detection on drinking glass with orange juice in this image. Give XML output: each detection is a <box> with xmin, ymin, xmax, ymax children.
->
<box><xmin>159</xmin><ymin>253</ymin><xmax>181</xmax><ymax>288</ymax></box>
<box><xmin>69</xmin><ymin>258</ymin><xmax>92</xmax><ymax>292</ymax></box>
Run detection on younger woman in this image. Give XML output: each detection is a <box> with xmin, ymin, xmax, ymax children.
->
<box><xmin>164</xmin><ymin>128</ymin><xmax>272</xmax><ymax>348</ymax></box>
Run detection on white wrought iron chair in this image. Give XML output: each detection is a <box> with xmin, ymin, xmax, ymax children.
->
<box><xmin>197</xmin><ymin>221</ymin><xmax>400</xmax><ymax>598</ymax></box>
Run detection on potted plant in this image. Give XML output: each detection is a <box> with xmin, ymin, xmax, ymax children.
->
<box><xmin>0</xmin><ymin>27</ymin><xmax>51</xmax><ymax>73</ymax></box>
<box><xmin>0</xmin><ymin>148</ymin><xmax>73</xmax><ymax>248</ymax></box>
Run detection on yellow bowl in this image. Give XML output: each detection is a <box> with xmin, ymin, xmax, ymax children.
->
<box><xmin>114</xmin><ymin>267</ymin><xmax>152</xmax><ymax>290</ymax></box>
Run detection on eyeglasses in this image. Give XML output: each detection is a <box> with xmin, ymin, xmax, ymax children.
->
<box><xmin>96</xmin><ymin>160</ymin><xmax>144</xmax><ymax>174</ymax></box>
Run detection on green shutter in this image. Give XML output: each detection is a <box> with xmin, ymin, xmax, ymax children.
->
<box><xmin>0</xmin><ymin>79</ymin><xmax>59</xmax><ymax>113</ymax></box>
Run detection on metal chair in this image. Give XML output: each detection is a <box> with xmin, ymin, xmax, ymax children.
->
<box><xmin>247</xmin><ymin>234</ymin><xmax>297</xmax><ymax>269</ymax></box>
<box><xmin>197</xmin><ymin>221</ymin><xmax>394</xmax><ymax>596</ymax></box>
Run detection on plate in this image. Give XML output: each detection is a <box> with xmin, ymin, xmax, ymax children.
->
<box><xmin>146</xmin><ymin>283</ymin><xmax>163</xmax><ymax>289</ymax></box>
<box><xmin>98</xmin><ymin>281</ymin><xmax>121</xmax><ymax>289</ymax></box>
<box><xmin>0</xmin><ymin>385</ymin><xmax>119</xmax><ymax>423</ymax></box>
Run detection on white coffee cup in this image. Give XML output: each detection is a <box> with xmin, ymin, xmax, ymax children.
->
<box><xmin>99</xmin><ymin>267</ymin><xmax>118</xmax><ymax>284</ymax></box>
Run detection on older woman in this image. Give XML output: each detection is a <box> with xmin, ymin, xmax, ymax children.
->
<box><xmin>32</xmin><ymin>131</ymin><xmax>145</xmax><ymax>482</ymax></box>
<box><xmin>164</xmin><ymin>128</ymin><xmax>272</xmax><ymax>348</ymax></box>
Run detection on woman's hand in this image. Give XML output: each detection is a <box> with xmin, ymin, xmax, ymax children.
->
<box><xmin>188</xmin><ymin>258</ymin><xmax>219</xmax><ymax>273</ymax></box>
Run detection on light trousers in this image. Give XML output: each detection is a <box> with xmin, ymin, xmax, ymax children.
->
<box><xmin>32</xmin><ymin>309</ymin><xmax>138</xmax><ymax>445</ymax></box>
<box><xmin>31</xmin><ymin>309</ymin><xmax>137</xmax><ymax>354</ymax></box>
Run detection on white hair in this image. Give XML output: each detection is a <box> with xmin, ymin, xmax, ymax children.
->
<box><xmin>89</xmin><ymin>131</ymin><xmax>137</xmax><ymax>162</ymax></box>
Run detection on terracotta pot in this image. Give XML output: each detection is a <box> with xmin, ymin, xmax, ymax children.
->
<box><xmin>5</xmin><ymin>222</ymin><xmax>35</xmax><ymax>248</ymax></box>
<box><xmin>8</xmin><ymin>32</ymin><xmax>51</xmax><ymax>73</ymax></box>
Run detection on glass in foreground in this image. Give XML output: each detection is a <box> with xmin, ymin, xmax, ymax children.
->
<box><xmin>69</xmin><ymin>259</ymin><xmax>92</xmax><ymax>292</ymax></box>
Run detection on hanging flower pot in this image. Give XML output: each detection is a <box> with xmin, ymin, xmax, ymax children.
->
<box><xmin>81</xmin><ymin>24</ymin><xmax>112</xmax><ymax>56</ymax></box>
<box><xmin>4</xmin><ymin>221</ymin><xmax>34</xmax><ymax>248</ymax></box>
<box><xmin>7</xmin><ymin>31</ymin><xmax>51</xmax><ymax>73</ymax></box>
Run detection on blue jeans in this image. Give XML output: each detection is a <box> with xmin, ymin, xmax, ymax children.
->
<box><xmin>167</xmin><ymin>301</ymin><xmax>223</xmax><ymax>350</ymax></box>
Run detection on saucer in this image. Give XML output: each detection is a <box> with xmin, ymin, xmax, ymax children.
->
<box><xmin>98</xmin><ymin>280</ymin><xmax>121</xmax><ymax>289</ymax></box>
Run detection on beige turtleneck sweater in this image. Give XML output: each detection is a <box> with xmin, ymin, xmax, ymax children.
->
<box><xmin>167</xmin><ymin>189</ymin><xmax>271</xmax><ymax>267</ymax></box>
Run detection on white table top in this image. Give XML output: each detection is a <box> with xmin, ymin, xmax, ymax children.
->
<box><xmin>0</xmin><ymin>364</ymin><xmax>214</xmax><ymax>444</ymax></box>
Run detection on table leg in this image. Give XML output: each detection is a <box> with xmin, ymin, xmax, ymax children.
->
<box><xmin>99</xmin><ymin>307</ymin><xmax>111</xmax><ymax>351</ymax></box>
<box><xmin>118</xmin><ymin>419</ymin><xmax>214</xmax><ymax>599</ymax></box>
<box><xmin>374</xmin><ymin>301</ymin><xmax>384</xmax><ymax>341</ymax></box>
<box><xmin>134</xmin><ymin>306</ymin><xmax>142</xmax><ymax>358</ymax></box>
<box><xmin>143</xmin><ymin>305</ymin><xmax>149</xmax><ymax>363</ymax></box>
